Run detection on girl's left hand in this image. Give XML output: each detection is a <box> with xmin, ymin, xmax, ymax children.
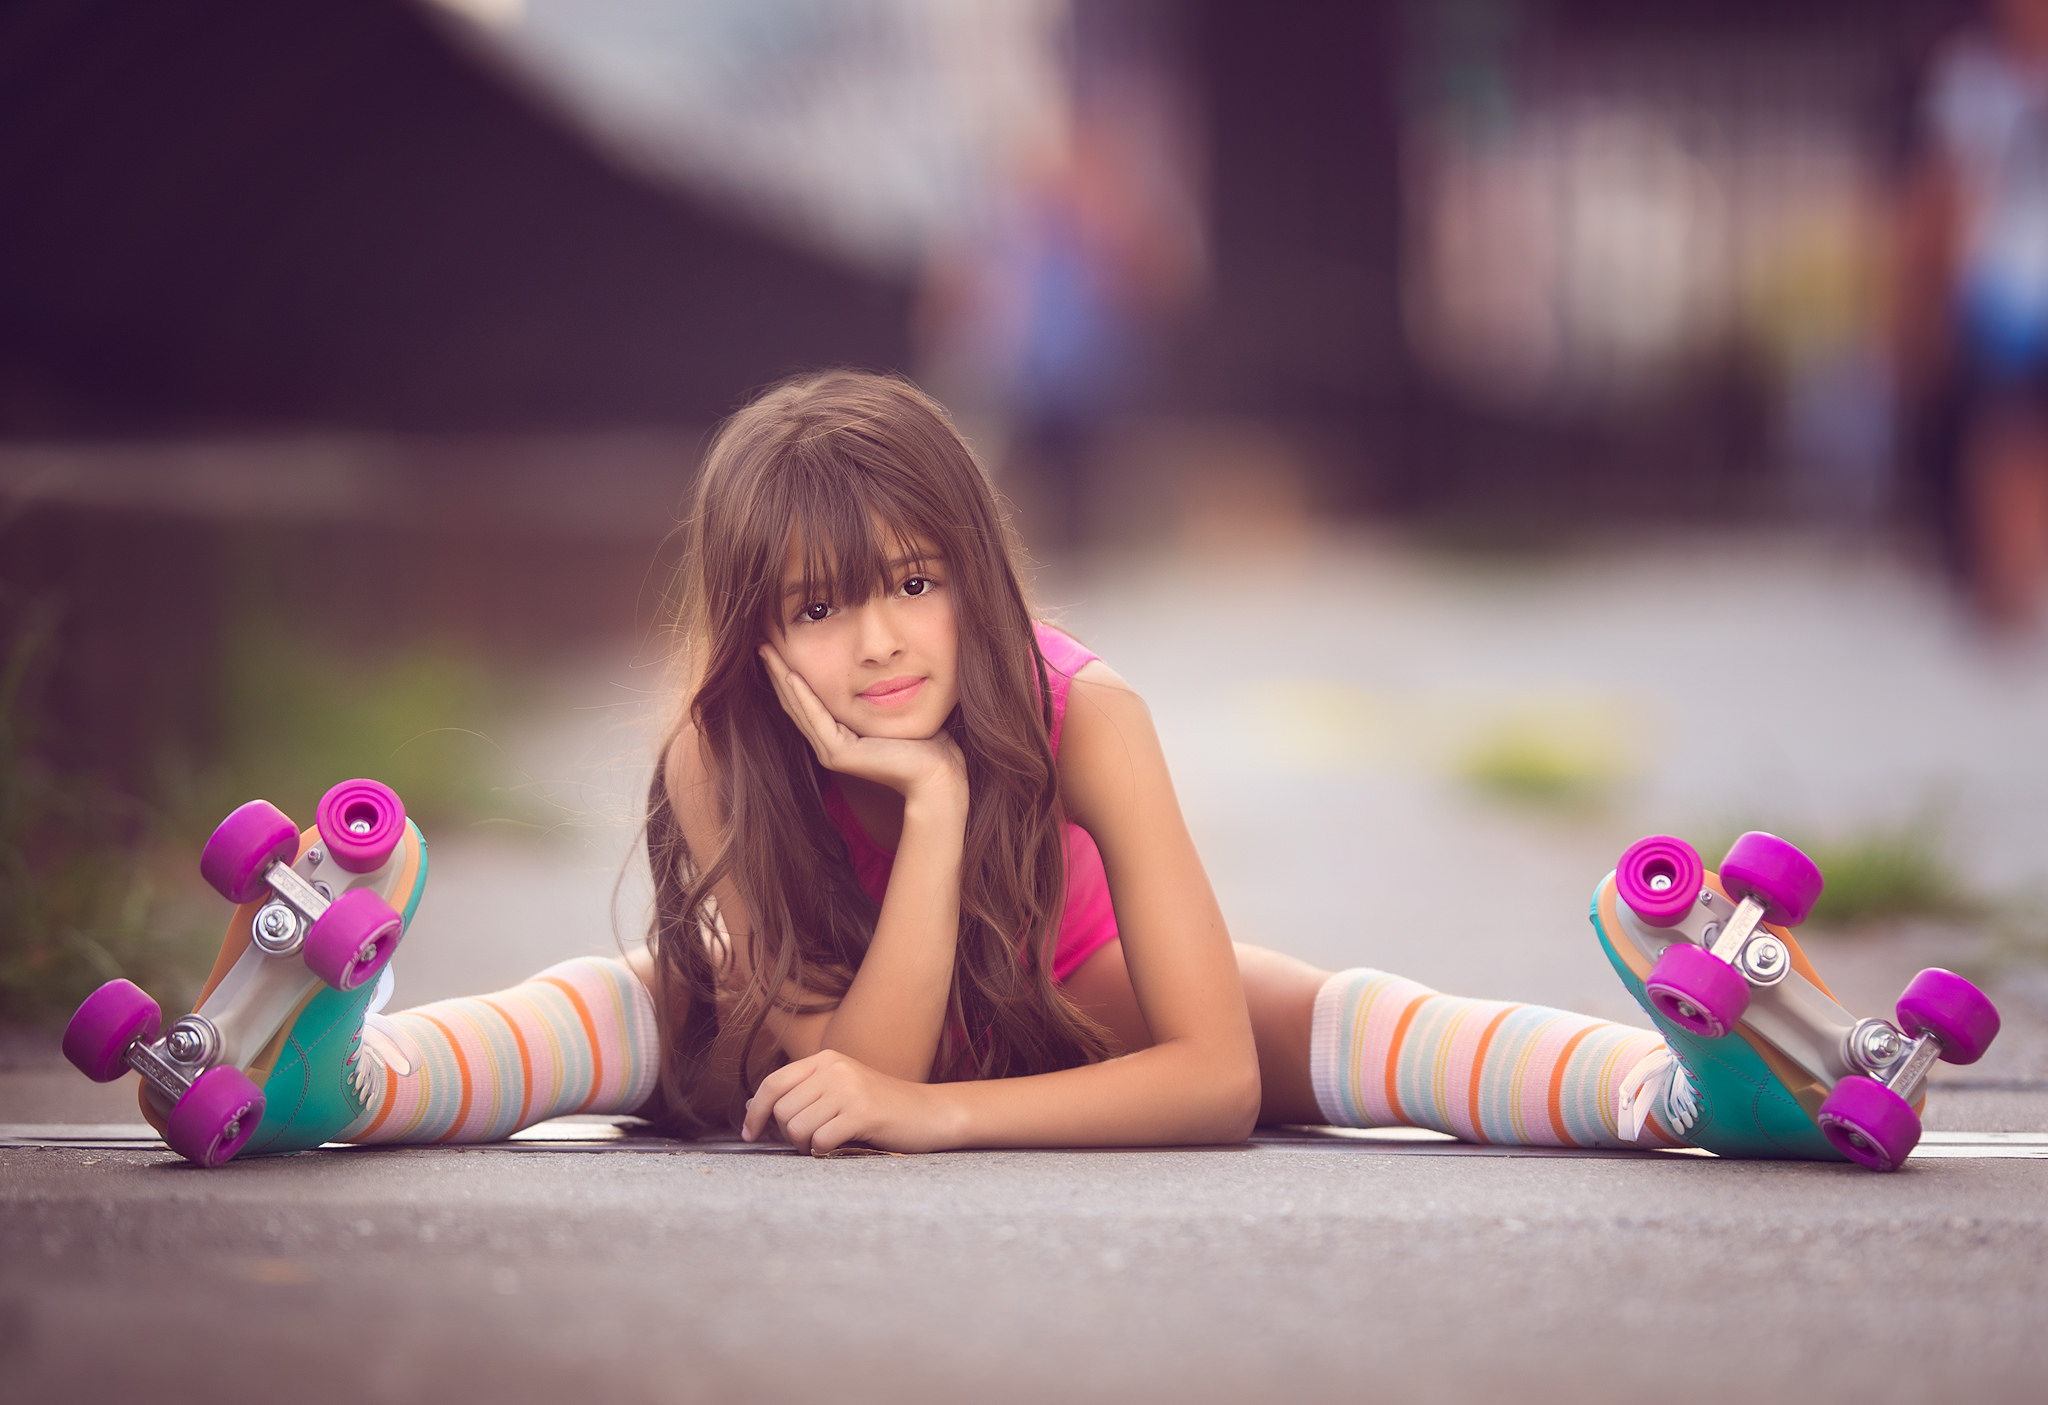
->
<box><xmin>742</xmin><ymin>1049</ymin><xmax>960</xmax><ymax>1155</ymax></box>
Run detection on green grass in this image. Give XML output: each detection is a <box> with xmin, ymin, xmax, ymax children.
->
<box><xmin>1</xmin><ymin>602</ymin><xmax>536</xmax><ymax>1025</ymax></box>
<box><xmin>0</xmin><ymin>601</ymin><xmax>216</xmax><ymax>1023</ymax></box>
<box><xmin>1701</xmin><ymin>820</ymin><xmax>1983</xmax><ymax>929</ymax></box>
<box><xmin>1458</xmin><ymin>708</ymin><xmax>1633</xmax><ymax>810</ymax></box>
<box><xmin>1462</xmin><ymin>732</ymin><xmax>1612</xmax><ymax>806</ymax></box>
<box><xmin>163</xmin><ymin>615</ymin><xmax>538</xmax><ymax>839</ymax></box>
<box><xmin>1796</xmin><ymin>826</ymin><xmax>1982</xmax><ymax>928</ymax></box>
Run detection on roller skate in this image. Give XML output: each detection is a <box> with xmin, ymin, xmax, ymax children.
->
<box><xmin>61</xmin><ymin>779</ymin><xmax>427</xmax><ymax>1167</ymax></box>
<box><xmin>1592</xmin><ymin>831</ymin><xmax>2000</xmax><ymax>1171</ymax></box>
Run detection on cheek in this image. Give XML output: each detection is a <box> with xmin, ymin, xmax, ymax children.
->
<box><xmin>925</xmin><ymin>618</ymin><xmax>962</xmax><ymax>700</ymax></box>
<box><xmin>928</xmin><ymin>611</ymin><xmax>962</xmax><ymax>707</ymax></box>
<box><xmin>926</xmin><ymin>599</ymin><xmax>961</xmax><ymax>673</ymax></box>
<box><xmin>772</xmin><ymin>633</ymin><xmax>843</xmax><ymax>696</ymax></box>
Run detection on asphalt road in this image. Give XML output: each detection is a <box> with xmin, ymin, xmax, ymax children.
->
<box><xmin>5</xmin><ymin>531</ymin><xmax>2047</xmax><ymax>1403</ymax></box>
<box><xmin>5</xmin><ymin>1130</ymin><xmax>2048</xmax><ymax>1404</ymax></box>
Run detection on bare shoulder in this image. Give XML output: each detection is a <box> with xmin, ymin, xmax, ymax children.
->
<box><xmin>1063</xmin><ymin>658</ymin><xmax>1153</xmax><ymax>735</ymax></box>
<box><xmin>1071</xmin><ymin>657</ymin><xmax>1135</xmax><ymax>695</ymax></box>
<box><xmin>1056</xmin><ymin>659</ymin><xmax>1172</xmax><ymax>828</ymax></box>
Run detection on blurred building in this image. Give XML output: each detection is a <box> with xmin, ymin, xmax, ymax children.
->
<box><xmin>0</xmin><ymin>0</ymin><xmax>920</xmax><ymax>791</ymax></box>
<box><xmin>0</xmin><ymin>0</ymin><xmax>1992</xmax><ymax>794</ymax></box>
<box><xmin>1178</xmin><ymin>0</ymin><xmax>1968</xmax><ymax>529</ymax></box>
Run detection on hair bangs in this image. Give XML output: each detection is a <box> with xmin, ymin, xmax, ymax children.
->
<box><xmin>777</xmin><ymin>440</ymin><xmax>949</xmax><ymax>619</ymax></box>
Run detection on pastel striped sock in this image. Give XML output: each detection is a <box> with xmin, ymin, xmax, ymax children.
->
<box><xmin>340</xmin><ymin>955</ymin><xmax>658</xmax><ymax>1144</ymax></box>
<box><xmin>1309</xmin><ymin>968</ymin><xmax>1681</xmax><ymax>1148</ymax></box>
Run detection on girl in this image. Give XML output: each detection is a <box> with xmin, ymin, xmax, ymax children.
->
<box><xmin>239</xmin><ymin>370</ymin><xmax>1969</xmax><ymax>1166</ymax></box>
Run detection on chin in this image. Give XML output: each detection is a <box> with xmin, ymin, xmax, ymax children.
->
<box><xmin>869</xmin><ymin>714</ymin><xmax>950</xmax><ymax>741</ymax></box>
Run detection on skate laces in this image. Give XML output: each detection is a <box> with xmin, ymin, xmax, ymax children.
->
<box><xmin>348</xmin><ymin>966</ymin><xmax>424</xmax><ymax>1100</ymax></box>
<box><xmin>1616</xmin><ymin>1046</ymin><xmax>1699</xmax><ymax>1144</ymax></box>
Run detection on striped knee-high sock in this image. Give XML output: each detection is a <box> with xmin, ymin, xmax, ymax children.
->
<box><xmin>1309</xmin><ymin>968</ymin><xmax>1681</xmax><ymax>1148</ymax></box>
<box><xmin>341</xmin><ymin>955</ymin><xmax>659</xmax><ymax>1144</ymax></box>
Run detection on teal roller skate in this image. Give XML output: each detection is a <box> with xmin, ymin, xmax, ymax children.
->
<box><xmin>62</xmin><ymin>779</ymin><xmax>428</xmax><ymax>1167</ymax></box>
<box><xmin>1593</xmin><ymin>831</ymin><xmax>2000</xmax><ymax>1171</ymax></box>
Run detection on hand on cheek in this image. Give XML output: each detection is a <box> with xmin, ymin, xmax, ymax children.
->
<box><xmin>757</xmin><ymin>643</ymin><xmax>966</xmax><ymax>803</ymax></box>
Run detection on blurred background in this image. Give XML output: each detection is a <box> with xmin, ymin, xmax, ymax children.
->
<box><xmin>4</xmin><ymin>0</ymin><xmax>2046</xmax><ymax>1098</ymax></box>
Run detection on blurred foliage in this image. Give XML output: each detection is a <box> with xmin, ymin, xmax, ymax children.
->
<box><xmin>1789</xmin><ymin>825</ymin><xmax>1983</xmax><ymax>929</ymax></box>
<box><xmin>161</xmin><ymin>611</ymin><xmax>538</xmax><ymax>839</ymax></box>
<box><xmin>1</xmin><ymin>599</ymin><xmax>216</xmax><ymax>1024</ymax></box>
<box><xmin>1458</xmin><ymin>708</ymin><xmax>1632</xmax><ymax>810</ymax></box>
<box><xmin>1701</xmin><ymin>819</ymin><xmax>1985</xmax><ymax>930</ymax></box>
<box><xmin>2</xmin><ymin>598</ymin><xmax>535</xmax><ymax>1026</ymax></box>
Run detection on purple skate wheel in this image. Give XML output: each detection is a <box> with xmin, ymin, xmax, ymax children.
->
<box><xmin>1818</xmin><ymin>1074</ymin><xmax>1920</xmax><ymax>1172</ymax></box>
<box><xmin>304</xmin><ymin>887</ymin><xmax>403</xmax><ymax>991</ymax></box>
<box><xmin>199</xmin><ymin>800</ymin><xmax>301</xmax><ymax>904</ymax></box>
<box><xmin>1896</xmin><ymin>967</ymin><xmax>2002</xmax><ymax>1066</ymax></box>
<box><xmin>315</xmin><ymin>779</ymin><xmax>406</xmax><ymax>875</ymax></box>
<box><xmin>165</xmin><ymin>1065</ymin><xmax>265</xmax><ymax>1168</ymax></box>
<box><xmin>62</xmin><ymin>979</ymin><xmax>162</xmax><ymax>1082</ymax></box>
<box><xmin>1719</xmin><ymin>831</ymin><xmax>1825</xmax><ymax>928</ymax></box>
<box><xmin>1644</xmin><ymin>941</ymin><xmax>1751</xmax><ymax>1038</ymax></box>
<box><xmin>1615</xmin><ymin>835</ymin><xmax>1705</xmax><ymax>927</ymax></box>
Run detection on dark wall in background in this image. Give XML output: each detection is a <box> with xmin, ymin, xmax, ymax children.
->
<box><xmin>0</xmin><ymin>0</ymin><xmax>910</xmax><ymax>436</ymax></box>
<box><xmin>1</xmin><ymin>0</ymin><xmax>917</xmax><ymax>792</ymax></box>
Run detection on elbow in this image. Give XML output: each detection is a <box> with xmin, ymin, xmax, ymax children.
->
<box><xmin>1151</xmin><ymin>1036</ymin><xmax>1262</xmax><ymax>1145</ymax></box>
<box><xmin>1208</xmin><ymin>1050</ymin><xmax>1263</xmax><ymax>1145</ymax></box>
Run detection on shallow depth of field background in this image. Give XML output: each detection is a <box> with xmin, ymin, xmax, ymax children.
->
<box><xmin>3</xmin><ymin>0</ymin><xmax>2045</xmax><ymax>1063</ymax></box>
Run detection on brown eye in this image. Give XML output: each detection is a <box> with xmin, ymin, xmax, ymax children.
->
<box><xmin>902</xmin><ymin>577</ymin><xmax>931</xmax><ymax>597</ymax></box>
<box><xmin>801</xmin><ymin>602</ymin><xmax>831</xmax><ymax>622</ymax></box>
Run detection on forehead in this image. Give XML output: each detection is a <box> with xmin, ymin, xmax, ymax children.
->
<box><xmin>778</xmin><ymin>527</ymin><xmax>941</xmax><ymax>594</ymax></box>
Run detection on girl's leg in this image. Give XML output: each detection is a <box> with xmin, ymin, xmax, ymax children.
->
<box><xmin>340</xmin><ymin>954</ymin><xmax>659</xmax><ymax>1144</ymax></box>
<box><xmin>1295</xmin><ymin>962</ymin><xmax>1681</xmax><ymax>1148</ymax></box>
<box><xmin>1066</xmin><ymin>941</ymin><xmax>1682</xmax><ymax>1148</ymax></box>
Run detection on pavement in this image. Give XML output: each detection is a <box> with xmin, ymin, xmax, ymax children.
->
<box><xmin>5</xmin><ymin>528</ymin><xmax>2047</xmax><ymax>1402</ymax></box>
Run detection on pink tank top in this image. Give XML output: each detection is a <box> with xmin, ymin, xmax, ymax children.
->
<box><xmin>819</xmin><ymin>621</ymin><xmax>1119</xmax><ymax>984</ymax></box>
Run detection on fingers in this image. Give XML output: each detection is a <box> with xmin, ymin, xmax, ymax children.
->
<box><xmin>756</xmin><ymin>644</ymin><xmax>808</xmax><ymax>725</ymax></box>
<box><xmin>758</xmin><ymin>646</ymin><xmax>833</xmax><ymax>756</ymax></box>
<box><xmin>771</xmin><ymin>1081</ymin><xmax>832</xmax><ymax>1152</ymax></box>
<box><xmin>740</xmin><ymin>1052</ymin><xmax>886</xmax><ymax>1154</ymax></box>
<box><xmin>742</xmin><ymin>1050</ymin><xmax>850</xmax><ymax>1149</ymax></box>
<box><xmin>806</xmin><ymin>1112</ymin><xmax>860</xmax><ymax>1157</ymax></box>
<box><xmin>741</xmin><ymin>1054</ymin><xmax>815</xmax><ymax>1142</ymax></box>
<box><xmin>757</xmin><ymin>644</ymin><xmax>855</xmax><ymax>764</ymax></box>
<box><xmin>782</xmin><ymin>1097</ymin><xmax>841</xmax><ymax>1155</ymax></box>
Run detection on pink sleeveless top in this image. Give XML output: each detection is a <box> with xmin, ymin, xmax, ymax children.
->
<box><xmin>819</xmin><ymin>621</ymin><xmax>1119</xmax><ymax>984</ymax></box>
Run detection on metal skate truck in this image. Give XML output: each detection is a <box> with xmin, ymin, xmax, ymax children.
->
<box><xmin>62</xmin><ymin>779</ymin><xmax>426</xmax><ymax>1167</ymax></box>
<box><xmin>1594</xmin><ymin>831</ymin><xmax>2000</xmax><ymax>1170</ymax></box>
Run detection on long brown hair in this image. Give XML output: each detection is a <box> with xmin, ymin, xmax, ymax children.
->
<box><xmin>646</xmin><ymin>370</ymin><xmax>1110</xmax><ymax>1133</ymax></box>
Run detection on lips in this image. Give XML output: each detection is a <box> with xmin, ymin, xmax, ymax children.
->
<box><xmin>858</xmin><ymin>675</ymin><xmax>925</xmax><ymax>707</ymax></box>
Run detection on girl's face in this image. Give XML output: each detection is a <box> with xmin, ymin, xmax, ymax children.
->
<box><xmin>767</xmin><ymin>533</ymin><xmax>960</xmax><ymax>740</ymax></box>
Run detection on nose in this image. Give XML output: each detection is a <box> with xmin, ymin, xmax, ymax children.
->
<box><xmin>854</xmin><ymin>600</ymin><xmax>902</xmax><ymax>664</ymax></box>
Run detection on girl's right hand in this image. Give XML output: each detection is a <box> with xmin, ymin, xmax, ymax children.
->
<box><xmin>759</xmin><ymin>643</ymin><xmax>966</xmax><ymax>806</ymax></box>
<box><xmin>742</xmin><ymin>1047</ymin><xmax>964</xmax><ymax>1154</ymax></box>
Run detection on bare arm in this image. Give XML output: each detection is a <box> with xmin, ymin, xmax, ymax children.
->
<box><xmin>744</xmin><ymin>663</ymin><xmax>1261</xmax><ymax>1152</ymax></box>
<box><xmin>663</xmin><ymin>715</ymin><xmax>959</xmax><ymax>1089</ymax></box>
<box><xmin>752</xmin><ymin>645</ymin><xmax>967</xmax><ymax>1082</ymax></box>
